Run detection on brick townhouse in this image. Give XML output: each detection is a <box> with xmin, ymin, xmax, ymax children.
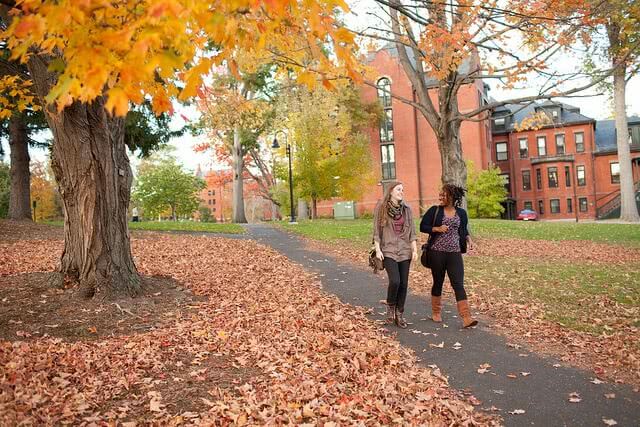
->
<box><xmin>491</xmin><ymin>102</ymin><xmax>640</xmax><ymax>220</ymax></box>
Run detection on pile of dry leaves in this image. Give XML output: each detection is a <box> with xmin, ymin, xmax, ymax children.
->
<box><xmin>0</xmin><ymin>221</ymin><xmax>498</xmax><ymax>425</ymax></box>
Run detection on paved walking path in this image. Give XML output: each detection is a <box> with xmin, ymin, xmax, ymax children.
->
<box><xmin>242</xmin><ymin>224</ymin><xmax>639</xmax><ymax>426</ymax></box>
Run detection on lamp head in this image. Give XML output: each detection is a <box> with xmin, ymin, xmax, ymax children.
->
<box><xmin>272</xmin><ymin>137</ymin><xmax>280</xmax><ymax>149</ymax></box>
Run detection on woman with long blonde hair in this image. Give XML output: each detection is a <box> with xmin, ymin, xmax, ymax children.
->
<box><xmin>372</xmin><ymin>181</ymin><xmax>419</xmax><ymax>328</ymax></box>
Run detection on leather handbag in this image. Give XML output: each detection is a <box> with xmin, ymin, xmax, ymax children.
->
<box><xmin>368</xmin><ymin>222</ymin><xmax>385</xmax><ymax>274</ymax></box>
<box><xmin>420</xmin><ymin>207</ymin><xmax>440</xmax><ymax>269</ymax></box>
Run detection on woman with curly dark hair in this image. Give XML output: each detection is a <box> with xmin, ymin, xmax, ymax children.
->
<box><xmin>420</xmin><ymin>184</ymin><xmax>478</xmax><ymax>328</ymax></box>
<box><xmin>372</xmin><ymin>181</ymin><xmax>419</xmax><ymax>329</ymax></box>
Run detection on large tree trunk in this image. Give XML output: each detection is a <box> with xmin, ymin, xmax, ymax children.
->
<box><xmin>29</xmin><ymin>53</ymin><xmax>140</xmax><ymax>298</ymax></box>
<box><xmin>437</xmin><ymin>84</ymin><xmax>467</xmax><ymax>189</ymax></box>
<box><xmin>612</xmin><ymin>64</ymin><xmax>640</xmax><ymax>221</ymax></box>
<box><xmin>8</xmin><ymin>113</ymin><xmax>32</xmax><ymax>220</ymax></box>
<box><xmin>232</xmin><ymin>127</ymin><xmax>247</xmax><ymax>223</ymax></box>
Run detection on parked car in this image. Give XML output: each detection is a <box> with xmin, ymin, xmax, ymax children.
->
<box><xmin>516</xmin><ymin>209</ymin><xmax>538</xmax><ymax>221</ymax></box>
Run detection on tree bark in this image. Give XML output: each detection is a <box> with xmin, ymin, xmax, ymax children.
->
<box><xmin>28</xmin><ymin>56</ymin><xmax>141</xmax><ymax>298</ymax></box>
<box><xmin>436</xmin><ymin>90</ymin><xmax>467</xmax><ymax>189</ymax></box>
<box><xmin>611</xmin><ymin>54</ymin><xmax>640</xmax><ymax>221</ymax></box>
<box><xmin>232</xmin><ymin>127</ymin><xmax>247</xmax><ymax>223</ymax></box>
<box><xmin>8</xmin><ymin>112</ymin><xmax>32</xmax><ymax>220</ymax></box>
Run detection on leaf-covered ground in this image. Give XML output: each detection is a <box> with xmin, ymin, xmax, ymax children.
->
<box><xmin>0</xmin><ymin>220</ymin><xmax>498</xmax><ymax>425</ymax></box>
<box><xmin>297</xmin><ymin>235</ymin><xmax>640</xmax><ymax>389</ymax></box>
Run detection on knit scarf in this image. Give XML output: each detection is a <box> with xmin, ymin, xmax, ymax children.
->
<box><xmin>387</xmin><ymin>200</ymin><xmax>403</xmax><ymax>219</ymax></box>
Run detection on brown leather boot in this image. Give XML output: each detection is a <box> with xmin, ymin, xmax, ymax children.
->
<box><xmin>456</xmin><ymin>299</ymin><xmax>478</xmax><ymax>328</ymax></box>
<box><xmin>386</xmin><ymin>304</ymin><xmax>396</xmax><ymax>325</ymax></box>
<box><xmin>395</xmin><ymin>307</ymin><xmax>408</xmax><ymax>329</ymax></box>
<box><xmin>431</xmin><ymin>296</ymin><xmax>442</xmax><ymax>322</ymax></box>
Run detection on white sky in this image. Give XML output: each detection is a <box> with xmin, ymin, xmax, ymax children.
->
<box><xmin>2</xmin><ymin>1</ymin><xmax>638</xmax><ymax>171</ymax></box>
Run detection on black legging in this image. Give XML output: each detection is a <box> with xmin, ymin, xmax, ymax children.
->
<box><xmin>383</xmin><ymin>258</ymin><xmax>411</xmax><ymax>312</ymax></box>
<box><xmin>430</xmin><ymin>250</ymin><xmax>468</xmax><ymax>301</ymax></box>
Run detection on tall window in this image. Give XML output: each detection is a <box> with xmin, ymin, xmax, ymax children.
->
<box><xmin>537</xmin><ymin>136</ymin><xmax>547</xmax><ymax>156</ymax></box>
<box><xmin>381</xmin><ymin>144</ymin><xmax>396</xmax><ymax>180</ymax></box>
<box><xmin>555</xmin><ymin>134</ymin><xmax>565</xmax><ymax>155</ymax></box>
<box><xmin>550</xmin><ymin>199</ymin><xmax>560</xmax><ymax>214</ymax></box>
<box><xmin>567</xmin><ymin>198</ymin><xmax>573</xmax><ymax>213</ymax></box>
<box><xmin>519</xmin><ymin>138</ymin><xmax>528</xmax><ymax>158</ymax></box>
<box><xmin>536</xmin><ymin>168</ymin><xmax>542</xmax><ymax>189</ymax></box>
<box><xmin>565</xmin><ymin>166</ymin><xmax>571</xmax><ymax>187</ymax></box>
<box><xmin>524</xmin><ymin>201</ymin><xmax>533</xmax><ymax>210</ymax></box>
<box><xmin>496</xmin><ymin>142</ymin><xmax>508</xmax><ymax>161</ymax></box>
<box><xmin>579</xmin><ymin>197</ymin><xmax>588</xmax><ymax>212</ymax></box>
<box><xmin>522</xmin><ymin>170</ymin><xmax>531</xmax><ymax>191</ymax></box>
<box><xmin>547</xmin><ymin>167</ymin><xmax>558</xmax><ymax>188</ymax></box>
<box><xmin>575</xmin><ymin>132</ymin><xmax>584</xmax><ymax>152</ymax></box>
<box><xmin>380</xmin><ymin>109</ymin><xmax>394</xmax><ymax>142</ymax></box>
<box><xmin>610</xmin><ymin>162</ymin><xmax>620</xmax><ymax>184</ymax></box>
<box><xmin>538</xmin><ymin>200</ymin><xmax>544</xmax><ymax>214</ymax></box>
<box><xmin>576</xmin><ymin>165</ymin><xmax>586</xmax><ymax>186</ymax></box>
<box><xmin>377</xmin><ymin>78</ymin><xmax>394</xmax><ymax>142</ymax></box>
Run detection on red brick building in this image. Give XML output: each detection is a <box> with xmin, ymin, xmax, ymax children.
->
<box><xmin>491</xmin><ymin>102</ymin><xmax>640</xmax><ymax>220</ymax></box>
<box><xmin>316</xmin><ymin>45</ymin><xmax>640</xmax><ymax>220</ymax></box>
<box><xmin>195</xmin><ymin>166</ymin><xmax>275</xmax><ymax>222</ymax></box>
<box><xmin>316</xmin><ymin>45</ymin><xmax>492</xmax><ymax>217</ymax></box>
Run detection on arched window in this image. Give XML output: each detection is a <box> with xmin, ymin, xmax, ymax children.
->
<box><xmin>376</xmin><ymin>78</ymin><xmax>392</xmax><ymax>108</ymax></box>
<box><xmin>376</xmin><ymin>78</ymin><xmax>393</xmax><ymax>143</ymax></box>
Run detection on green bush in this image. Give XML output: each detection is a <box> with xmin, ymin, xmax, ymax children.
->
<box><xmin>466</xmin><ymin>160</ymin><xmax>507</xmax><ymax>218</ymax></box>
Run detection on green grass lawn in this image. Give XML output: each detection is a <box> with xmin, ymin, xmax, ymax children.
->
<box><xmin>44</xmin><ymin>220</ymin><xmax>245</xmax><ymax>234</ymax></box>
<box><xmin>465</xmin><ymin>256</ymin><xmax>640</xmax><ymax>334</ymax></box>
<box><xmin>279</xmin><ymin>218</ymin><xmax>640</xmax><ymax>247</ymax></box>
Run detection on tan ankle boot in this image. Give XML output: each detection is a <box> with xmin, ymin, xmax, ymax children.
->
<box><xmin>431</xmin><ymin>296</ymin><xmax>442</xmax><ymax>322</ymax></box>
<box><xmin>395</xmin><ymin>307</ymin><xmax>408</xmax><ymax>329</ymax></box>
<box><xmin>386</xmin><ymin>304</ymin><xmax>396</xmax><ymax>325</ymax></box>
<box><xmin>456</xmin><ymin>300</ymin><xmax>478</xmax><ymax>328</ymax></box>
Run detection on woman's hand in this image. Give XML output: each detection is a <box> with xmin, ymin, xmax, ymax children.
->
<box><xmin>376</xmin><ymin>249</ymin><xmax>384</xmax><ymax>261</ymax></box>
<box><xmin>434</xmin><ymin>225</ymin><xmax>449</xmax><ymax>233</ymax></box>
<box><xmin>467</xmin><ymin>237</ymin><xmax>474</xmax><ymax>251</ymax></box>
<box><xmin>412</xmin><ymin>250</ymin><xmax>419</xmax><ymax>262</ymax></box>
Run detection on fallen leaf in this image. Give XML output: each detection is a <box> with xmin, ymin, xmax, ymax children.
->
<box><xmin>509</xmin><ymin>409</ymin><xmax>525</xmax><ymax>415</ymax></box>
<box><xmin>568</xmin><ymin>392</ymin><xmax>582</xmax><ymax>403</ymax></box>
<box><xmin>602</xmin><ymin>419</ymin><xmax>617</xmax><ymax>426</ymax></box>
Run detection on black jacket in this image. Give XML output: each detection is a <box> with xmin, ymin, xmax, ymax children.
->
<box><xmin>420</xmin><ymin>205</ymin><xmax>470</xmax><ymax>254</ymax></box>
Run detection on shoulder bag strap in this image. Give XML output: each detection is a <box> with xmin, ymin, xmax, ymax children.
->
<box><xmin>427</xmin><ymin>206</ymin><xmax>440</xmax><ymax>248</ymax></box>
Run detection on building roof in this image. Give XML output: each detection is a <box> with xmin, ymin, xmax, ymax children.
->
<box><xmin>594</xmin><ymin>116</ymin><xmax>640</xmax><ymax>152</ymax></box>
<box><xmin>495</xmin><ymin>101</ymin><xmax>594</xmax><ymax>132</ymax></box>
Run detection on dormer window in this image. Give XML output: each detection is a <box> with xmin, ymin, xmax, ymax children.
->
<box><xmin>494</xmin><ymin>117</ymin><xmax>505</xmax><ymax>127</ymax></box>
<box><xmin>629</xmin><ymin>125</ymin><xmax>640</xmax><ymax>145</ymax></box>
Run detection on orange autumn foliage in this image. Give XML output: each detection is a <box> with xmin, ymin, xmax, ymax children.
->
<box><xmin>2</xmin><ymin>0</ymin><xmax>360</xmax><ymax>116</ymax></box>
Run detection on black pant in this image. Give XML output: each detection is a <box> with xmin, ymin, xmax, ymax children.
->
<box><xmin>383</xmin><ymin>258</ymin><xmax>411</xmax><ymax>312</ymax></box>
<box><xmin>430</xmin><ymin>250</ymin><xmax>467</xmax><ymax>301</ymax></box>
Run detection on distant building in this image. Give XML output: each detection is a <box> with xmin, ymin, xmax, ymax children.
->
<box><xmin>492</xmin><ymin>101</ymin><xmax>640</xmax><ymax>219</ymax></box>
<box><xmin>316</xmin><ymin>45</ymin><xmax>640</xmax><ymax>220</ymax></box>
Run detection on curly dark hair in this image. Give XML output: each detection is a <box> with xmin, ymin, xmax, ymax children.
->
<box><xmin>442</xmin><ymin>184</ymin><xmax>466</xmax><ymax>208</ymax></box>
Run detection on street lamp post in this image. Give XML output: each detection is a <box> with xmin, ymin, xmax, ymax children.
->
<box><xmin>272</xmin><ymin>131</ymin><xmax>296</xmax><ymax>223</ymax></box>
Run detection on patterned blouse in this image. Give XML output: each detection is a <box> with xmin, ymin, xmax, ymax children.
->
<box><xmin>431</xmin><ymin>214</ymin><xmax>461</xmax><ymax>253</ymax></box>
